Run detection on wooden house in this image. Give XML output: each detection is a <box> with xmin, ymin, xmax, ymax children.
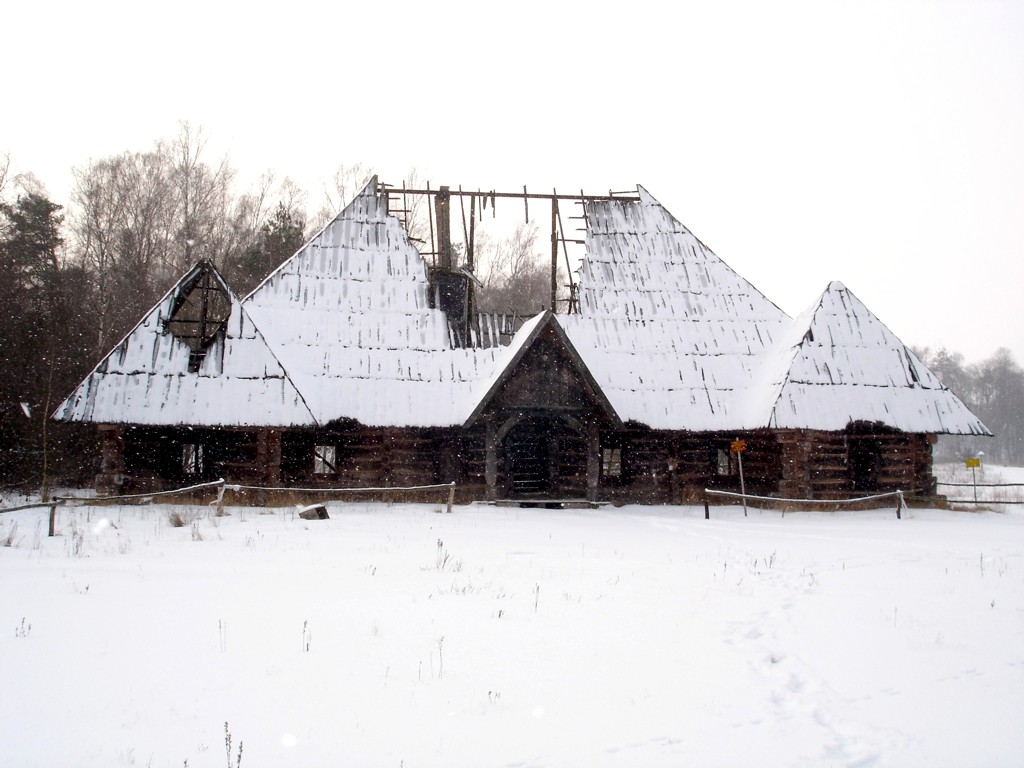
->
<box><xmin>54</xmin><ymin>180</ymin><xmax>989</xmax><ymax>504</ymax></box>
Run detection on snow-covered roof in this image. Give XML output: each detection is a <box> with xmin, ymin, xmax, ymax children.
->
<box><xmin>54</xmin><ymin>262</ymin><xmax>314</xmax><ymax>427</ymax></box>
<box><xmin>560</xmin><ymin>187</ymin><xmax>789</xmax><ymax>430</ymax></box>
<box><xmin>464</xmin><ymin>311</ymin><xmax>622</xmax><ymax>428</ymax></box>
<box><xmin>55</xmin><ymin>181</ymin><xmax>988</xmax><ymax>437</ymax></box>
<box><xmin>242</xmin><ymin>178</ymin><xmax>502</xmax><ymax>427</ymax></box>
<box><xmin>763</xmin><ymin>282</ymin><xmax>991</xmax><ymax>434</ymax></box>
<box><xmin>559</xmin><ymin>190</ymin><xmax>986</xmax><ymax>435</ymax></box>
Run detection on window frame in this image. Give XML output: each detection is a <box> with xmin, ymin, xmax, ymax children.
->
<box><xmin>313</xmin><ymin>444</ymin><xmax>337</xmax><ymax>475</ymax></box>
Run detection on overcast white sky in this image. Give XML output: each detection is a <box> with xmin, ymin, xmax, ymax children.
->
<box><xmin>4</xmin><ymin>0</ymin><xmax>1022</xmax><ymax>364</ymax></box>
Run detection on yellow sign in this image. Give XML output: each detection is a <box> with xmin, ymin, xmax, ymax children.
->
<box><xmin>731</xmin><ymin>440</ymin><xmax>747</xmax><ymax>453</ymax></box>
<box><xmin>965</xmin><ymin>457</ymin><xmax>981</xmax><ymax>468</ymax></box>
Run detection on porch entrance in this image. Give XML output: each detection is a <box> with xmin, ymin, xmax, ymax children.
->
<box><xmin>502</xmin><ymin>416</ymin><xmax>587</xmax><ymax>499</ymax></box>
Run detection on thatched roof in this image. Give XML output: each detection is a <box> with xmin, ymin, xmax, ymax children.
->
<box><xmin>55</xmin><ymin>180</ymin><xmax>989</xmax><ymax>437</ymax></box>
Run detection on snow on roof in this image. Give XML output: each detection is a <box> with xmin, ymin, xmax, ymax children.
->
<box><xmin>764</xmin><ymin>282</ymin><xmax>991</xmax><ymax>434</ymax></box>
<box><xmin>243</xmin><ymin>178</ymin><xmax>502</xmax><ymax>427</ymax></box>
<box><xmin>55</xmin><ymin>182</ymin><xmax>987</xmax><ymax>437</ymax></box>
<box><xmin>560</xmin><ymin>190</ymin><xmax>985</xmax><ymax>434</ymax></box>
<box><xmin>560</xmin><ymin>187</ymin><xmax>789</xmax><ymax>430</ymax></box>
<box><xmin>54</xmin><ymin>262</ymin><xmax>314</xmax><ymax>427</ymax></box>
<box><xmin>464</xmin><ymin>311</ymin><xmax>622</xmax><ymax>428</ymax></box>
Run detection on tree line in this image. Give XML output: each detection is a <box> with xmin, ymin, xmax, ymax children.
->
<box><xmin>1</xmin><ymin>127</ymin><xmax>1021</xmax><ymax>494</ymax></box>
<box><xmin>914</xmin><ymin>346</ymin><xmax>1024</xmax><ymax>465</ymax></box>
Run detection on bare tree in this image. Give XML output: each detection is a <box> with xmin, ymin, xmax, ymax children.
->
<box><xmin>169</xmin><ymin>122</ymin><xmax>238</xmax><ymax>276</ymax></box>
<box><xmin>474</xmin><ymin>222</ymin><xmax>553</xmax><ymax>314</ymax></box>
<box><xmin>311</xmin><ymin>162</ymin><xmax>374</xmax><ymax>231</ymax></box>
<box><xmin>0</xmin><ymin>152</ymin><xmax>9</xmax><ymax>199</ymax></box>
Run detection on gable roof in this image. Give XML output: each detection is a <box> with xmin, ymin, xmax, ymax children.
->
<box><xmin>762</xmin><ymin>282</ymin><xmax>991</xmax><ymax>434</ymax></box>
<box><xmin>54</xmin><ymin>261</ymin><xmax>315</xmax><ymax>427</ymax></box>
<box><xmin>560</xmin><ymin>187</ymin><xmax>789</xmax><ymax>431</ymax></box>
<box><xmin>54</xmin><ymin>182</ymin><xmax>987</xmax><ymax>438</ymax></box>
<box><xmin>464</xmin><ymin>311</ymin><xmax>622</xmax><ymax>428</ymax></box>
<box><xmin>243</xmin><ymin>177</ymin><xmax>503</xmax><ymax>428</ymax></box>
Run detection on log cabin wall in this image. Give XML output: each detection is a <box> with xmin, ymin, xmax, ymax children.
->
<box><xmin>596</xmin><ymin>429</ymin><xmax>784</xmax><ymax>505</ymax></box>
<box><xmin>103</xmin><ymin>423</ymin><xmax>937</xmax><ymax>505</ymax></box>
<box><xmin>119</xmin><ymin>426</ymin><xmax>268</xmax><ymax>492</ymax></box>
<box><xmin>96</xmin><ymin>425</ymin><xmax>126</xmax><ymax>495</ymax></box>
<box><xmin>778</xmin><ymin>427</ymin><xmax>937</xmax><ymax>500</ymax></box>
<box><xmin>279</xmin><ymin>425</ymin><xmax>487</xmax><ymax>503</ymax></box>
<box><xmin>455</xmin><ymin>426</ymin><xmax>488</xmax><ymax>501</ymax></box>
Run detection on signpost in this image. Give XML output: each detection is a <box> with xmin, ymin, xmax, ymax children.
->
<box><xmin>965</xmin><ymin>456</ymin><xmax>981</xmax><ymax>503</ymax></box>
<box><xmin>732</xmin><ymin>439</ymin><xmax>748</xmax><ymax>517</ymax></box>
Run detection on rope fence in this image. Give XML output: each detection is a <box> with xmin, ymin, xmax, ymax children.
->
<box><xmin>935</xmin><ymin>480</ymin><xmax>1024</xmax><ymax>505</ymax></box>
<box><xmin>2</xmin><ymin>479</ymin><xmax>459</xmax><ymax>538</ymax></box>
<box><xmin>703</xmin><ymin>488</ymin><xmax>906</xmax><ymax>519</ymax></box>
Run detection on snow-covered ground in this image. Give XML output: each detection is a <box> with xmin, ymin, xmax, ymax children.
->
<box><xmin>2</xmin><ymin>473</ymin><xmax>1023</xmax><ymax>767</ymax></box>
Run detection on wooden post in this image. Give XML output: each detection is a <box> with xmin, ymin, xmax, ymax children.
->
<box><xmin>737</xmin><ymin>450</ymin><xmax>747</xmax><ymax>517</ymax></box>
<box><xmin>468</xmin><ymin>193</ymin><xmax>476</xmax><ymax>271</ymax></box>
<box><xmin>436</xmin><ymin>187</ymin><xmax>452</xmax><ymax>269</ymax></box>
<box><xmin>48</xmin><ymin>504</ymin><xmax>56</xmax><ymax>537</ymax></box>
<box><xmin>704</xmin><ymin>491</ymin><xmax>710</xmax><ymax>520</ymax></box>
<box><xmin>586</xmin><ymin>423</ymin><xmax>600</xmax><ymax>502</ymax></box>
<box><xmin>446</xmin><ymin>482</ymin><xmax>455</xmax><ymax>513</ymax></box>
<box><xmin>668</xmin><ymin>458</ymin><xmax>680</xmax><ymax>505</ymax></box>
<box><xmin>547</xmin><ymin>433</ymin><xmax>559</xmax><ymax>496</ymax></box>
<box><xmin>266</xmin><ymin>429</ymin><xmax>282</xmax><ymax>487</ymax></box>
<box><xmin>550</xmin><ymin>198</ymin><xmax>558</xmax><ymax>311</ymax></box>
<box><xmin>96</xmin><ymin>425</ymin><xmax>126</xmax><ymax>496</ymax></box>
<box><xmin>485</xmin><ymin>421</ymin><xmax>498</xmax><ymax>502</ymax></box>
<box><xmin>254</xmin><ymin>429</ymin><xmax>281</xmax><ymax>507</ymax></box>
<box><xmin>732</xmin><ymin>438</ymin><xmax>748</xmax><ymax>517</ymax></box>
<box><xmin>215</xmin><ymin>482</ymin><xmax>226</xmax><ymax>516</ymax></box>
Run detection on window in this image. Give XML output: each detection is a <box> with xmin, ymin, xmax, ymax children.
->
<box><xmin>716</xmin><ymin>449</ymin><xmax>736</xmax><ymax>477</ymax></box>
<box><xmin>314</xmin><ymin>445</ymin><xmax>337</xmax><ymax>475</ymax></box>
<box><xmin>182</xmin><ymin>444</ymin><xmax>204</xmax><ymax>476</ymax></box>
<box><xmin>601</xmin><ymin>447</ymin><xmax>622</xmax><ymax>478</ymax></box>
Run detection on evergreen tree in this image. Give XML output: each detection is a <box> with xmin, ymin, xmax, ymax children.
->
<box><xmin>0</xmin><ymin>193</ymin><xmax>97</xmax><ymax>491</ymax></box>
<box><xmin>231</xmin><ymin>202</ymin><xmax>306</xmax><ymax>295</ymax></box>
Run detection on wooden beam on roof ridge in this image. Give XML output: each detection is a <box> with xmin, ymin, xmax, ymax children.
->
<box><xmin>380</xmin><ymin>186</ymin><xmax>639</xmax><ymax>203</ymax></box>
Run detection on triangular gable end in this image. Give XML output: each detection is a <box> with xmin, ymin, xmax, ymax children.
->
<box><xmin>464</xmin><ymin>312</ymin><xmax>622</xmax><ymax>429</ymax></box>
<box><xmin>54</xmin><ymin>261</ymin><xmax>316</xmax><ymax>427</ymax></box>
<box><xmin>767</xmin><ymin>281</ymin><xmax>990</xmax><ymax>435</ymax></box>
<box><xmin>241</xmin><ymin>176</ymin><xmax>479</xmax><ymax>428</ymax></box>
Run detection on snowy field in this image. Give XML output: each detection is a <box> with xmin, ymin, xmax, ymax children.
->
<box><xmin>2</xmin><ymin>470</ymin><xmax>1023</xmax><ymax>767</ymax></box>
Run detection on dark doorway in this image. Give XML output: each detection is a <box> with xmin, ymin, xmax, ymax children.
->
<box><xmin>505</xmin><ymin>419</ymin><xmax>553</xmax><ymax>497</ymax></box>
<box><xmin>848</xmin><ymin>431</ymin><xmax>883</xmax><ymax>492</ymax></box>
<box><xmin>502</xmin><ymin>416</ymin><xmax>588</xmax><ymax>499</ymax></box>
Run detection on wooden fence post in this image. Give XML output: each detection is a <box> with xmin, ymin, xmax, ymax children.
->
<box><xmin>48</xmin><ymin>504</ymin><xmax>57</xmax><ymax>537</ymax></box>
<box><xmin>704</xmin><ymin>491</ymin><xmax>710</xmax><ymax>520</ymax></box>
<box><xmin>215</xmin><ymin>481</ymin><xmax>226</xmax><ymax>516</ymax></box>
<box><xmin>446</xmin><ymin>482</ymin><xmax>455</xmax><ymax>514</ymax></box>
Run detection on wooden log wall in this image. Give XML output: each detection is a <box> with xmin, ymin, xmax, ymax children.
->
<box><xmin>102</xmin><ymin>421</ymin><xmax>939</xmax><ymax>506</ymax></box>
<box><xmin>778</xmin><ymin>428</ymin><xmax>937</xmax><ymax>500</ymax></box>
<box><xmin>95</xmin><ymin>426</ymin><xmax>125</xmax><ymax>495</ymax></box>
<box><xmin>458</xmin><ymin>426</ymin><xmax>488</xmax><ymax>500</ymax></box>
<box><xmin>596</xmin><ymin>429</ymin><xmax>783</xmax><ymax>505</ymax></box>
<box><xmin>279</xmin><ymin>426</ymin><xmax>481</xmax><ymax>503</ymax></box>
<box><xmin>116</xmin><ymin>426</ymin><xmax>268</xmax><ymax>492</ymax></box>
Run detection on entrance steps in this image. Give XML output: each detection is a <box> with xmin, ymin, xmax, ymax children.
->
<box><xmin>488</xmin><ymin>498</ymin><xmax>610</xmax><ymax>509</ymax></box>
